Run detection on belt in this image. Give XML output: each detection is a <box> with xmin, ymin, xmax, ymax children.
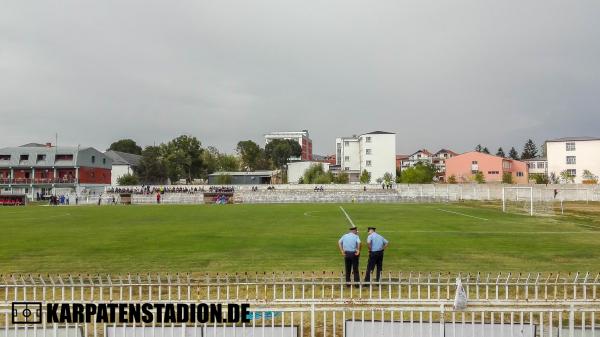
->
<box><xmin>344</xmin><ymin>251</ymin><xmax>356</xmax><ymax>254</ymax></box>
<box><xmin>370</xmin><ymin>250</ymin><xmax>383</xmax><ymax>253</ymax></box>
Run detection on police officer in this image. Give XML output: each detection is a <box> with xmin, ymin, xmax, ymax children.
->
<box><xmin>338</xmin><ymin>226</ymin><xmax>361</xmax><ymax>285</ymax></box>
<box><xmin>364</xmin><ymin>227</ymin><xmax>389</xmax><ymax>282</ymax></box>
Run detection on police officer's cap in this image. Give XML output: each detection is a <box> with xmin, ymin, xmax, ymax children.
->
<box><xmin>367</xmin><ymin>226</ymin><xmax>376</xmax><ymax>231</ymax></box>
<box><xmin>349</xmin><ymin>226</ymin><xmax>358</xmax><ymax>230</ymax></box>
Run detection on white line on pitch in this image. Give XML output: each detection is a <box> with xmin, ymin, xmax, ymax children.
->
<box><xmin>437</xmin><ymin>208</ymin><xmax>489</xmax><ymax>221</ymax></box>
<box><xmin>339</xmin><ymin>206</ymin><xmax>355</xmax><ymax>227</ymax></box>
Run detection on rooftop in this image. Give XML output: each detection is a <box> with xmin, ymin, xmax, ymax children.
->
<box><xmin>546</xmin><ymin>136</ymin><xmax>600</xmax><ymax>142</ymax></box>
<box><xmin>208</xmin><ymin>171</ymin><xmax>276</xmax><ymax>177</ymax></box>
<box><xmin>104</xmin><ymin>150</ymin><xmax>142</xmax><ymax>166</ymax></box>
<box><xmin>363</xmin><ymin>131</ymin><xmax>395</xmax><ymax>135</ymax></box>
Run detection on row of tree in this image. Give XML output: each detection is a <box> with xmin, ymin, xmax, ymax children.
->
<box><xmin>108</xmin><ymin>137</ymin><xmax>302</xmax><ymax>185</ymax></box>
<box><xmin>475</xmin><ymin>139</ymin><xmax>543</xmax><ymax>160</ymax></box>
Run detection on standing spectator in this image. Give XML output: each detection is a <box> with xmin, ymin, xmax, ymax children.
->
<box><xmin>156</xmin><ymin>192</ymin><xmax>161</xmax><ymax>204</ymax></box>
<box><xmin>338</xmin><ymin>226</ymin><xmax>361</xmax><ymax>286</ymax></box>
<box><xmin>364</xmin><ymin>227</ymin><xmax>389</xmax><ymax>283</ymax></box>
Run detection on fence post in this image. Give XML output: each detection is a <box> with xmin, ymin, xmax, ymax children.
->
<box><xmin>439</xmin><ymin>304</ymin><xmax>445</xmax><ymax>336</ymax></box>
<box><xmin>310</xmin><ymin>303</ymin><xmax>316</xmax><ymax>337</ymax></box>
<box><xmin>569</xmin><ymin>304</ymin><xmax>575</xmax><ymax>337</ymax></box>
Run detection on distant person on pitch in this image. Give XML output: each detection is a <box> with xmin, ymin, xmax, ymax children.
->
<box><xmin>338</xmin><ymin>226</ymin><xmax>361</xmax><ymax>286</ymax></box>
<box><xmin>364</xmin><ymin>226</ymin><xmax>389</xmax><ymax>282</ymax></box>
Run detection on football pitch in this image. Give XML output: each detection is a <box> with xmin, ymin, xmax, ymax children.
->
<box><xmin>1</xmin><ymin>202</ymin><xmax>600</xmax><ymax>274</ymax></box>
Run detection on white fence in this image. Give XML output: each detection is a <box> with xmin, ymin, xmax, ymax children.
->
<box><xmin>2</xmin><ymin>273</ymin><xmax>599</xmax><ymax>336</ymax></box>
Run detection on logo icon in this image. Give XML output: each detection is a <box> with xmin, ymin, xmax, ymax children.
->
<box><xmin>12</xmin><ymin>302</ymin><xmax>42</xmax><ymax>324</ymax></box>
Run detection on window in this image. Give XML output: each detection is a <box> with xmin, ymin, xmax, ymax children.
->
<box><xmin>566</xmin><ymin>156</ymin><xmax>576</xmax><ymax>165</ymax></box>
<box><xmin>366</xmin><ymin>160</ymin><xmax>372</xmax><ymax>167</ymax></box>
<box><xmin>365</xmin><ymin>137</ymin><xmax>371</xmax><ymax>143</ymax></box>
<box><xmin>516</xmin><ymin>172</ymin><xmax>524</xmax><ymax>177</ymax></box>
<box><xmin>102</xmin><ymin>158</ymin><xmax>106</xmax><ymax>164</ymax></box>
<box><xmin>55</xmin><ymin>154</ymin><xmax>73</xmax><ymax>161</ymax></box>
<box><xmin>537</xmin><ymin>162</ymin><xmax>546</xmax><ymax>169</ymax></box>
<box><xmin>344</xmin><ymin>141</ymin><xmax>350</xmax><ymax>147</ymax></box>
<box><xmin>91</xmin><ymin>155</ymin><xmax>96</xmax><ymax>164</ymax></box>
<box><xmin>566</xmin><ymin>169</ymin><xmax>576</xmax><ymax>177</ymax></box>
<box><xmin>503</xmin><ymin>161</ymin><xmax>512</xmax><ymax>169</ymax></box>
<box><xmin>365</xmin><ymin>149</ymin><xmax>372</xmax><ymax>155</ymax></box>
<box><xmin>20</xmin><ymin>154</ymin><xmax>29</xmax><ymax>161</ymax></box>
<box><xmin>344</xmin><ymin>156</ymin><xmax>350</xmax><ymax>161</ymax></box>
<box><xmin>487</xmin><ymin>171</ymin><xmax>499</xmax><ymax>175</ymax></box>
<box><xmin>0</xmin><ymin>155</ymin><xmax>10</xmax><ymax>160</ymax></box>
<box><xmin>36</xmin><ymin>154</ymin><xmax>46</xmax><ymax>162</ymax></box>
<box><xmin>344</xmin><ymin>167</ymin><xmax>350</xmax><ymax>171</ymax></box>
<box><xmin>566</xmin><ymin>142</ymin><xmax>576</xmax><ymax>151</ymax></box>
<box><xmin>472</xmin><ymin>161</ymin><xmax>478</xmax><ymax>165</ymax></box>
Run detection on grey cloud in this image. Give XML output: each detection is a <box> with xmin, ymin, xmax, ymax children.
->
<box><xmin>1</xmin><ymin>1</ymin><xmax>599</xmax><ymax>155</ymax></box>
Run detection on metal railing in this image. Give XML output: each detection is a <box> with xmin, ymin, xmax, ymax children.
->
<box><xmin>2</xmin><ymin>272</ymin><xmax>600</xmax><ymax>305</ymax></box>
<box><xmin>2</xmin><ymin>273</ymin><xmax>600</xmax><ymax>336</ymax></box>
<box><xmin>0</xmin><ymin>178</ymin><xmax>78</xmax><ymax>185</ymax></box>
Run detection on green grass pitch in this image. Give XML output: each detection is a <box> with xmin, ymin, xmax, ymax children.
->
<box><xmin>1</xmin><ymin>202</ymin><xmax>599</xmax><ymax>274</ymax></box>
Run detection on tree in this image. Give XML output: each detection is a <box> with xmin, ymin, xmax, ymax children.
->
<box><xmin>475</xmin><ymin>144</ymin><xmax>483</xmax><ymax>152</ymax></box>
<box><xmin>521</xmin><ymin>139</ymin><xmax>538</xmax><ymax>160</ymax></box>
<box><xmin>400</xmin><ymin>162</ymin><xmax>436</xmax><ymax>184</ymax></box>
<box><xmin>359</xmin><ymin>169</ymin><xmax>371</xmax><ymax>184</ymax></box>
<box><xmin>559</xmin><ymin>170</ymin><xmax>575</xmax><ymax>184</ymax></box>
<box><xmin>136</xmin><ymin>146</ymin><xmax>168</xmax><ymax>184</ymax></box>
<box><xmin>302</xmin><ymin>163</ymin><xmax>332</xmax><ymax>184</ymax></box>
<box><xmin>202</xmin><ymin>146</ymin><xmax>240</xmax><ymax>175</ymax></box>
<box><xmin>160</xmin><ymin>135</ymin><xmax>203</xmax><ymax>182</ymax></box>
<box><xmin>508</xmin><ymin>147</ymin><xmax>519</xmax><ymax>160</ymax></box>
<box><xmin>530</xmin><ymin>173</ymin><xmax>549</xmax><ymax>184</ymax></box>
<box><xmin>117</xmin><ymin>173</ymin><xmax>139</xmax><ymax>186</ymax></box>
<box><xmin>264</xmin><ymin>139</ymin><xmax>302</xmax><ymax>169</ymax></box>
<box><xmin>474</xmin><ymin>171</ymin><xmax>485</xmax><ymax>184</ymax></box>
<box><xmin>236</xmin><ymin>140</ymin><xmax>267</xmax><ymax>171</ymax></box>
<box><xmin>482</xmin><ymin>147</ymin><xmax>490</xmax><ymax>154</ymax></box>
<box><xmin>582</xmin><ymin>170</ymin><xmax>598</xmax><ymax>184</ymax></box>
<box><xmin>502</xmin><ymin>172</ymin><xmax>513</xmax><ymax>184</ymax></box>
<box><xmin>447</xmin><ymin>175</ymin><xmax>457</xmax><ymax>184</ymax></box>
<box><xmin>395</xmin><ymin>167</ymin><xmax>402</xmax><ymax>183</ymax></box>
<box><xmin>382</xmin><ymin>172</ymin><xmax>394</xmax><ymax>184</ymax></box>
<box><xmin>333</xmin><ymin>172</ymin><xmax>349</xmax><ymax>184</ymax></box>
<box><xmin>496</xmin><ymin>147</ymin><xmax>506</xmax><ymax>157</ymax></box>
<box><xmin>108</xmin><ymin>139</ymin><xmax>142</xmax><ymax>155</ymax></box>
<box><xmin>548</xmin><ymin>172</ymin><xmax>560</xmax><ymax>184</ymax></box>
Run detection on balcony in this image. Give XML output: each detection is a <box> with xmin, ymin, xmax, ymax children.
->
<box><xmin>0</xmin><ymin>178</ymin><xmax>78</xmax><ymax>185</ymax></box>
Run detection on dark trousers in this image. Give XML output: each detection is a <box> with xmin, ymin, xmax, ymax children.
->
<box><xmin>364</xmin><ymin>251</ymin><xmax>384</xmax><ymax>282</ymax></box>
<box><xmin>344</xmin><ymin>252</ymin><xmax>360</xmax><ymax>283</ymax></box>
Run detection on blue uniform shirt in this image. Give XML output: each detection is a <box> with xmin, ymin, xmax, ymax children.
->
<box><xmin>367</xmin><ymin>232</ymin><xmax>388</xmax><ymax>252</ymax></box>
<box><xmin>339</xmin><ymin>233</ymin><xmax>361</xmax><ymax>252</ymax></box>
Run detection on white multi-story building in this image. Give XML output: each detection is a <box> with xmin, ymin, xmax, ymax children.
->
<box><xmin>546</xmin><ymin>137</ymin><xmax>600</xmax><ymax>183</ymax></box>
<box><xmin>264</xmin><ymin>130</ymin><xmax>312</xmax><ymax>160</ymax></box>
<box><xmin>335</xmin><ymin>131</ymin><xmax>396</xmax><ymax>182</ymax></box>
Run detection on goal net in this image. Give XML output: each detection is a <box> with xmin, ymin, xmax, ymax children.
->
<box><xmin>502</xmin><ymin>186</ymin><xmax>556</xmax><ymax>216</ymax></box>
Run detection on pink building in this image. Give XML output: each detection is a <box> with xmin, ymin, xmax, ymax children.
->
<box><xmin>445</xmin><ymin>151</ymin><xmax>529</xmax><ymax>184</ymax></box>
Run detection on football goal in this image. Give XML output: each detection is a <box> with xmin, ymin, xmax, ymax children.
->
<box><xmin>502</xmin><ymin>186</ymin><xmax>555</xmax><ymax>216</ymax></box>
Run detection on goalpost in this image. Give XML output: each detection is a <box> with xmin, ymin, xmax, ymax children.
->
<box><xmin>502</xmin><ymin>186</ymin><xmax>534</xmax><ymax>216</ymax></box>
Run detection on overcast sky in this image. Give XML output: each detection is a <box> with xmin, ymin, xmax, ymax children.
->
<box><xmin>1</xmin><ymin>1</ymin><xmax>599</xmax><ymax>155</ymax></box>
